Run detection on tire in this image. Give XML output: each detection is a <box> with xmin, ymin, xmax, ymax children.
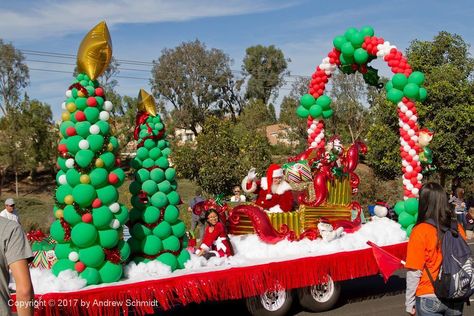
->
<box><xmin>245</xmin><ymin>288</ymin><xmax>293</xmax><ymax>316</ymax></box>
<box><xmin>297</xmin><ymin>275</ymin><xmax>341</xmax><ymax>312</ymax></box>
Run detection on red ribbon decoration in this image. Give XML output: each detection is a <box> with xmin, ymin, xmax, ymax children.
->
<box><xmin>134</xmin><ymin>111</ymin><xmax>150</xmax><ymax>141</ymax></box>
<box><xmin>26</xmin><ymin>230</ymin><xmax>46</xmax><ymax>242</ymax></box>
<box><xmin>104</xmin><ymin>248</ymin><xmax>122</xmax><ymax>264</ymax></box>
<box><xmin>68</xmin><ymin>83</ymin><xmax>89</xmax><ymax>97</ymax></box>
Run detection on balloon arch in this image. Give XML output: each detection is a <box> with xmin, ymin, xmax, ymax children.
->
<box><xmin>295</xmin><ymin>26</ymin><xmax>428</xmax><ymax>199</ymax></box>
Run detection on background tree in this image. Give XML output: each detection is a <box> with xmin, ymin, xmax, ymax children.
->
<box><xmin>150</xmin><ymin>40</ymin><xmax>237</xmax><ymax>136</ymax></box>
<box><xmin>0</xmin><ymin>39</ymin><xmax>29</xmax><ymax>116</ymax></box>
<box><xmin>238</xmin><ymin>98</ymin><xmax>275</xmax><ymax>130</ymax></box>
<box><xmin>406</xmin><ymin>31</ymin><xmax>474</xmax><ymax>184</ymax></box>
<box><xmin>99</xmin><ymin>57</ymin><xmax>123</xmax><ymax>117</ymax></box>
<box><xmin>242</xmin><ymin>45</ymin><xmax>289</xmax><ymax>105</ymax></box>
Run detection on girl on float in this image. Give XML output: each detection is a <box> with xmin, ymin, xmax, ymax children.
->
<box><xmin>196</xmin><ymin>209</ymin><xmax>233</xmax><ymax>260</ymax></box>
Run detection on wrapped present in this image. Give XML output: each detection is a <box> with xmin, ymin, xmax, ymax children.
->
<box><xmin>27</xmin><ymin>230</ymin><xmax>57</xmax><ymax>269</ymax></box>
<box><xmin>31</xmin><ymin>250</ymin><xmax>57</xmax><ymax>269</ymax></box>
<box><xmin>283</xmin><ymin>160</ymin><xmax>313</xmax><ymax>191</ymax></box>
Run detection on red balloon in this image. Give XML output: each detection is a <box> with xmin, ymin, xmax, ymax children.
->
<box><xmin>58</xmin><ymin>144</ymin><xmax>67</xmax><ymax>153</ymax></box>
<box><xmin>95</xmin><ymin>87</ymin><xmax>104</xmax><ymax>96</ymax></box>
<box><xmin>92</xmin><ymin>198</ymin><xmax>102</xmax><ymax>208</ymax></box>
<box><xmin>75</xmin><ymin>111</ymin><xmax>86</xmax><ymax>122</ymax></box>
<box><xmin>82</xmin><ymin>213</ymin><xmax>92</xmax><ymax>223</ymax></box>
<box><xmin>66</xmin><ymin>127</ymin><xmax>76</xmax><ymax>136</ymax></box>
<box><xmin>87</xmin><ymin>97</ymin><xmax>97</xmax><ymax>107</ymax></box>
<box><xmin>75</xmin><ymin>262</ymin><xmax>86</xmax><ymax>273</ymax></box>
<box><xmin>108</xmin><ymin>173</ymin><xmax>119</xmax><ymax>184</ymax></box>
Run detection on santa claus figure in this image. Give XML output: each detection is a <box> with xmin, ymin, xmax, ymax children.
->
<box><xmin>242</xmin><ymin>164</ymin><xmax>294</xmax><ymax>213</ymax></box>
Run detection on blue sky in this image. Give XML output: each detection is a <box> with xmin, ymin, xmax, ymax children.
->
<box><xmin>1</xmin><ymin>0</ymin><xmax>473</xmax><ymax>120</ymax></box>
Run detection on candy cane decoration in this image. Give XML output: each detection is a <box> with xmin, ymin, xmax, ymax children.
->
<box><xmin>297</xmin><ymin>27</ymin><xmax>427</xmax><ymax>199</ymax></box>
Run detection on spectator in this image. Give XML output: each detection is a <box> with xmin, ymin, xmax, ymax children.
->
<box><xmin>465</xmin><ymin>199</ymin><xmax>474</xmax><ymax>240</ymax></box>
<box><xmin>187</xmin><ymin>188</ymin><xmax>205</xmax><ymax>241</ymax></box>
<box><xmin>0</xmin><ymin>217</ymin><xmax>34</xmax><ymax>315</ymax></box>
<box><xmin>230</xmin><ymin>186</ymin><xmax>246</xmax><ymax>203</ymax></box>
<box><xmin>449</xmin><ymin>187</ymin><xmax>466</xmax><ymax>228</ymax></box>
<box><xmin>0</xmin><ymin>198</ymin><xmax>19</xmax><ymax>223</ymax></box>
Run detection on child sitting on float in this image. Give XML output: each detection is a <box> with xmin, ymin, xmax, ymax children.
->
<box><xmin>196</xmin><ymin>209</ymin><xmax>233</xmax><ymax>259</ymax></box>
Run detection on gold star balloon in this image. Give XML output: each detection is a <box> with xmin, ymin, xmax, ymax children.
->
<box><xmin>77</xmin><ymin>21</ymin><xmax>112</xmax><ymax>80</ymax></box>
<box><xmin>137</xmin><ymin>89</ymin><xmax>157</xmax><ymax>117</ymax></box>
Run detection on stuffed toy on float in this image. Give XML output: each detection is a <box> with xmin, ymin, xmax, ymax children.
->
<box><xmin>127</xmin><ymin>89</ymin><xmax>190</xmax><ymax>270</ymax></box>
<box><xmin>50</xmin><ymin>22</ymin><xmax>131</xmax><ymax>285</ymax></box>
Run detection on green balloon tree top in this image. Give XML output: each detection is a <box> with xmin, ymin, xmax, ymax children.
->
<box><xmin>394</xmin><ymin>198</ymin><xmax>419</xmax><ymax>236</ymax></box>
<box><xmin>51</xmin><ymin>23</ymin><xmax>130</xmax><ymax>286</ymax></box>
<box><xmin>127</xmin><ymin>89</ymin><xmax>190</xmax><ymax>271</ymax></box>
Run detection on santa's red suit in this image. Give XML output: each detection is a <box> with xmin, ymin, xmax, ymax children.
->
<box><xmin>242</xmin><ymin>164</ymin><xmax>294</xmax><ymax>213</ymax></box>
<box><xmin>199</xmin><ymin>222</ymin><xmax>233</xmax><ymax>257</ymax></box>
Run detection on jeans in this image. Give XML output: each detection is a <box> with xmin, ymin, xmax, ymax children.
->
<box><xmin>416</xmin><ymin>297</ymin><xmax>464</xmax><ymax>316</ymax></box>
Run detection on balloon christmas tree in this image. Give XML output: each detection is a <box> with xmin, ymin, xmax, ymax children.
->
<box><xmin>127</xmin><ymin>89</ymin><xmax>190</xmax><ymax>271</ymax></box>
<box><xmin>50</xmin><ymin>22</ymin><xmax>130</xmax><ymax>285</ymax></box>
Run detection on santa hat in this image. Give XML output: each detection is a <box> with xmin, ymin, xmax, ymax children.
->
<box><xmin>265</xmin><ymin>164</ymin><xmax>283</xmax><ymax>199</ymax></box>
<box><xmin>419</xmin><ymin>128</ymin><xmax>434</xmax><ymax>136</ymax></box>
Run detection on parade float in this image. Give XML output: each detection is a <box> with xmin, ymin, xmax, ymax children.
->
<box><xmin>11</xmin><ymin>24</ymin><xmax>432</xmax><ymax>316</ymax></box>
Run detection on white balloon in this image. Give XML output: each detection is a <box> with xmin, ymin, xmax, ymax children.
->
<box><xmin>409</xmin><ymin>149</ymin><xmax>417</xmax><ymax>156</ymax></box>
<box><xmin>399</xmin><ymin>121</ymin><xmax>404</xmax><ymax>128</ymax></box>
<box><xmin>311</xmin><ymin>141</ymin><xmax>317</xmax><ymax>147</ymax></box>
<box><xmin>408</xmin><ymin>129</ymin><xmax>415</xmax><ymax>136</ymax></box>
<box><xmin>413</xmin><ymin>155</ymin><xmax>419</xmax><ymax>161</ymax></box>
<box><xmin>99</xmin><ymin>111</ymin><xmax>110</xmax><ymax>121</ymax></box>
<box><xmin>58</xmin><ymin>175</ymin><xmax>67</xmax><ymax>185</ymax></box>
<box><xmin>110</xmin><ymin>219</ymin><xmax>120</xmax><ymax>229</ymax></box>
<box><xmin>403</xmin><ymin>179</ymin><xmax>410</xmax><ymax>185</ymax></box>
<box><xmin>109</xmin><ymin>203</ymin><xmax>120</xmax><ymax>213</ymax></box>
<box><xmin>400</xmin><ymin>105</ymin><xmax>408</xmax><ymax>113</ymax></box>
<box><xmin>406</xmin><ymin>165</ymin><xmax>413</xmax><ymax>173</ymax></box>
<box><xmin>417</xmin><ymin>174</ymin><xmax>423</xmax><ymax>181</ymax></box>
<box><xmin>402</xmin><ymin>160</ymin><xmax>409</xmax><ymax>167</ymax></box>
<box><xmin>403</xmin><ymin>124</ymin><xmax>410</xmax><ymax>131</ymax></box>
<box><xmin>403</xmin><ymin>145</ymin><xmax>411</xmax><ymax>152</ymax></box>
<box><xmin>65</xmin><ymin>158</ymin><xmax>75</xmax><ymax>169</ymax></box>
<box><xmin>406</xmin><ymin>183</ymin><xmax>414</xmax><ymax>190</ymax></box>
<box><xmin>406</xmin><ymin>110</ymin><xmax>413</xmax><ymax>118</ymax></box>
<box><xmin>410</xmin><ymin>115</ymin><xmax>418</xmax><ymax>122</ymax></box>
<box><xmin>68</xmin><ymin>252</ymin><xmax>79</xmax><ymax>262</ymax></box>
<box><xmin>79</xmin><ymin>140</ymin><xmax>89</xmax><ymax>150</ymax></box>
<box><xmin>65</xmin><ymin>90</ymin><xmax>72</xmax><ymax>98</ymax></box>
<box><xmin>61</xmin><ymin>102</ymin><xmax>66</xmax><ymax>110</ymax></box>
<box><xmin>412</xmin><ymin>188</ymin><xmax>419</xmax><ymax>195</ymax></box>
<box><xmin>307</xmin><ymin>129</ymin><xmax>313</xmax><ymax>134</ymax></box>
<box><xmin>103</xmin><ymin>101</ymin><xmax>113</xmax><ymax>112</ymax></box>
<box><xmin>89</xmin><ymin>125</ymin><xmax>100</xmax><ymax>135</ymax></box>
<box><xmin>310</xmin><ymin>123</ymin><xmax>317</xmax><ymax>129</ymax></box>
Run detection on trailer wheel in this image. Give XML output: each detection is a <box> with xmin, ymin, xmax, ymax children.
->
<box><xmin>297</xmin><ymin>275</ymin><xmax>341</xmax><ymax>312</ymax></box>
<box><xmin>245</xmin><ymin>288</ymin><xmax>293</xmax><ymax>316</ymax></box>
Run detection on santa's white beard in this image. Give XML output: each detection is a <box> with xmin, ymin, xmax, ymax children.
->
<box><xmin>271</xmin><ymin>183</ymin><xmax>282</xmax><ymax>194</ymax></box>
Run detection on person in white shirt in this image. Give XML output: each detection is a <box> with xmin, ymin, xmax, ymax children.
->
<box><xmin>230</xmin><ymin>186</ymin><xmax>246</xmax><ymax>203</ymax></box>
<box><xmin>0</xmin><ymin>198</ymin><xmax>19</xmax><ymax>223</ymax></box>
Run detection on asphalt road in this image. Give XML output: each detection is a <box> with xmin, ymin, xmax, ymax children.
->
<box><xmin>159</xmin><ymin>242</ymin><xmax>474</xmax><ymax>316</ymax></box>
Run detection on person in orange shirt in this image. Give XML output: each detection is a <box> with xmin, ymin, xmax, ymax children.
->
<box><xmin>405</xmin><ymin>182</ymin><xmax>465</xmax><ymax>315</ymax></box>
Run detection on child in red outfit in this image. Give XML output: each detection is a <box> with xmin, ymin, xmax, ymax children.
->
<box><xmin>196</xmin><ymin>210</ymin><xmax>233</xmax><ymax>259</ymax></box>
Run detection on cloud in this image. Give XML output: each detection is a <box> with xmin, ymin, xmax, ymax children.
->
<box><xmin>1</xmin><ymin>0</ymin><xmax>299</xmax><ymax>41</ymax></box>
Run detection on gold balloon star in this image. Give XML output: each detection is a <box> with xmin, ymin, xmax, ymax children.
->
<box><xmin>137</xmin><ymin>89</ymin><xmax>157</xmax><ymax>117</ymax></box>
<box><xmin>77</xmin><ymin>21</ymin><xmax>112</xmax><ymax>80</ymax></box>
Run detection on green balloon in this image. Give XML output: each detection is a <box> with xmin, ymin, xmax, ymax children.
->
<box><xmin>398</xmin><ymin>211</ymin><xmax>415</xmax><ymax>228</ymax></box>
<box><xmin>131</xmin><ymin>196</ymin><xmax>146</xmax><ymax>210</ymax></box>
<box><xmin>129</xmin><ymin>208</ymin><xmax>141</xmax><ymax>223</ymax></box>
<box><xmin>111</xmin><ymin>168</ymin><xmax>125</xmax><ymax>186</ymax></box>
<box><xmin>95</xmin><ymin>96</ymin><xmax>104</xmax><ymax>107</ymax></box>
<box><xmin>128</xmin><ymin>237</ymin><xmax>141</xmax><ymax>254</ymax></box>
<box><xmin>177</xmin><ymin>249</ymin><xmax>191</xmax><ymax>269</ymax></box>
<box><xmin>406</xmin><ymin>223</ymin><xmax>415</xmax><ymax>237</ymax></box>
<box><xmin>164</xmin><ymin>168</ymin><xmax>176</xmax><ymax>182</ymax></box>
<box><xmin>117</xmin><ymin>240</ymin><xmax>131</xmax><ymax>261</ymax></box>
<box><xmin>419</xmin><ymin>87</ymin><xmax>428</xmax><ymax>102</ymax></box>
<box><xmin>80</xmin><ymin>267</ymin><xmax>100</xmax><ymax>285</ymax></box>
<box><xmin>136</xmin><ymin>169</ymin><xmax>150</xmax><ymax>182</ymax></box>
<box><xmin>162</xmin><ymin>148</ymin><xmax>171</xmax><ymax>158</ymax></box>
<box><xmin>130</xmin><ymin>157</ymin><xmax>142</xmax><ymax>169</ymax></box>
<box><xmin>129</xmin><ymin>181</ymin><xmax>141</xmax><ymax>195</ymax></box>
<box><xmin>333</xmin><ymin>35</ymin><xmax>347</xmax><ymax>50</ymax></box>
<box><xmin>65</xmin><ymin>169</ymin><xmax>80</xmax><ymax>186</ymax></box>
<box><xmin>392</xmin><ymin>74</ymin><xmax>408</xmax><ymax>90</ymax></box>
<box><xmin>96</xmin><ymin>121</ymin><xmax>110</xmax><ymax>135</ymax></box>
<box><xmin>75</xmin><ymin>149</ymin><xmax>94</xmax><ymax>168</ymax></box>
<box><xmin>341</xmin><ymin>42</ymin><xmax>355</xmax><ymax>56</ymax></box>
<box><xmin>403</xmin><ymin>83</ymin><xmax>419</xmax><ymax>100</ymax></box>
<box><xmin>90</xmin><ymin>168</ymin><xmax>108</xmax><ymax>188</ymax></box>
<box><xmin>360</xmin><ymin>26</ymin><xmax>375</xmax><ymax>37</ymax></box>
<box><xmin>84</xmin><ymin>107</ymin><xmax>100</xmax><ymax>123</ymax></box>
<box><xmin>150</xmin><ymin>169</ymin><xmax>165</xmax><ymax>183</ymax></box>
<box><xmin>300</xmin><ymin>94</ymin><xmax>315</xmax><ymax>109</ymax></box>
<box><xmin>167</xmin><ymin>191</ymin><xmax>180</xmax><ymax>206</ymax></box>
<box><xmin>350</xmin><ymin>32</ymin><xmax>365</xmax><ymax>48</ymax></box>
<box><xmin>394</xmin><ymin>201</ymin><xmax>405</xmax><ymax>215</ymax></box>
<box><xmin>322</xmin><ymin>109</ymin><xmax>334</xmax><ymax>119</ymax></box>
<box><xmin>99</xmin><ymin>261</ymin><xmax>122</xmax><ymax>283</ymax></box>
<box><xmin>75</xmin><ymin>97</ymin><xmax>87</xmax><ymax>110</ymax></box>
<box><xmin>171</xmin><ymin>221</ymin><xmax>186</xmax><ymax>238</ymax></box>
<box><xmin>158</xmin><ymin>180</ymin><xmax>172</xmax><ymax>194</ymax></box>
<box><xmin>54</xmin><ymin>243</ymin><xmax>74</xmax><ymax>259</ymax></box>
<box><xmin>87</xmin><ymin>135</ymin><xmax>104</xmax><ymax>152</ymax></box>
<box><xmin>148</xmin><ymin>148</ymin><xmax>162</xmax><ymax>160</ymax></box>
<box><xmin>57</xmin><ymin>157</ymin><xmax>67</xmax><ymax>172</ymax></box>
<box><xmin>339</xmin><ymin>54</ymin><xmax>354</xmax><ymax>65</ymax></box>
<box><xmin>385</xmin><ymin>81</ymin><xmax>393</xmax><ymax>92</ymax></box>
<box><xmin>92</xmin><ymin>206</ymin><xmax>113</xmax><ymax>229</ymax></box>
<box><xmin>142</xmin><ymin>158</ymin><xmax>154</xmax><ymax>169</ymax></box>
<box><xmin>63</xmin><ymin>205</ymin><xmax>81</xmax><ymax>225</ymax></box>
<box><xmin>344</xmin><ymin>27</ymin><xmax>358</xmax><ymax>41</ymax></box>
<box><xmin>66</xmin><ymin>135</ymin><xmax>82</xmax><ymax>154</ymax></box>
<box><xmin>109</xmin><ymin>136</ymin><xmax>119</xmax><ymax>151</ymax></box>
<box><xmin>136</xmin><ymin>147</ymin><xmax>149</xmax><ymax>160</ymax></box>
<box><xmin>157</xmin><ymin>140</ymin><xmax>167</xmax><ymax>150</ymax></box>
<box><xmin>76</xmin><ymin>121</ymin><xmax>92</xmax><ymax>138</ymax></box>
<box><xmin>296</xmin><ymin>106</ymin><xmax>310</xmax><ymax>118</ymax></box>
<box><xmin>114</xmin><ymin>205</ymin><xmax>129</xmax><ymax>225</ymax></box>
<box><xmin>139</xmin><ymin>129</ymin><xmax>149</xmax><ymax>139</ymax></box>
<box><xmin>143</xmin><ymin>139</ymin><xmax>156</xmax><ymax>149</ymax></box>
<box><xmin>60</xmin><ymin>121</ymin><xmax>75</xmax><ymax>137</ymax></box>
<box><xmin>151</xmin><ymin>192</ymin><xmax>168</xmax><ymax>208</ymax></box>
<box><xmin>408</xmin><ymin>71</ymin><xmax>425</xmax><ymax>85</ymax></box>
<box><xmin>98</xmin><ymin>229</ymin><xmax>119</xmax><ymax>248</ymax></box>
<box><xmin>153</xmin><ymin>221</ymin><xmax>172</xmax><ymax>239</ymax></box>
<box><xmin>155</xmin><ymin>122</ymin><xmax>164</xmax><ymax>131</ymax></box>
<box><xmin>163</xmin><ymin>235</ymin><xmax>180</xmax><ymax>251</ymax></box>
<box><xmin>316</xmin><ymin>95</ymin><xmax>331</xmax><ymax>109</ymax></box>
<box><xmin>131</xmin><ymin>223</ymin><xmax>151</xmax><ymax>240</ymax></box>
<box><xmin>99</xmin><ymin>152</ymin><xmax>115</xmax><ymax>169</ymax></box>
<box><xmin>56</xmin><ymin>184</ymin><xmax>73</xmax><ymax>204</ymax></box>
<box><xmin>72</xmin><ymin>184</ymin><xmax>96</xmax><ymax>207</ymax></box>
<box><xmin>164</xmin><ymin>205</ymin><xmax>179</xmax><ymax>223</ymax></box>
<box><xmin>404</xmin><ymin>198</ymin><xmax>419</xmax><ymax>215</ymax></box>
<box><xmin>157</xmin><ymin>253</ymin><xmax>177</xmax><ymax>271</ymax></box>
<box><xmin>156</xmin><ymin>157</ymin><xmax>169</xmax><ymax>169</ymax></box>
<box><xmin>52</xmin><ymin>259</ymin><xmax>75</xmax><ymax>277</ymax></box>
<box><xmin>79</xmin><ymin>245</ymin><xmax>105</xmax><ymax>268</ymax></box>
<box><xmin>142</xmin><ymin>206</ymin><xmax>160</xmax><ymax>224</ymax></box>
<box><xmin>71</xmin><ymin>223</ymin><xmax>98</xmax><ymax>248</ymax></box>
<box><xmin>387</xmin><ymin>88</ymin><xmax>404</xmax><ymax>104</ymax></box>
<box><xmin>354</xmin><ymin>48</ymin><xmax>369</xmax><ymax>64</ymax></box>
<box><xmin>142</xmin><ymin>235</ymin><xmax>163</xmax><ymax>255</ymax></box>
<box><xmin>96</xmin><ymin>185</ymin><xmax>118</xmax><ymax>205</ymax></box>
